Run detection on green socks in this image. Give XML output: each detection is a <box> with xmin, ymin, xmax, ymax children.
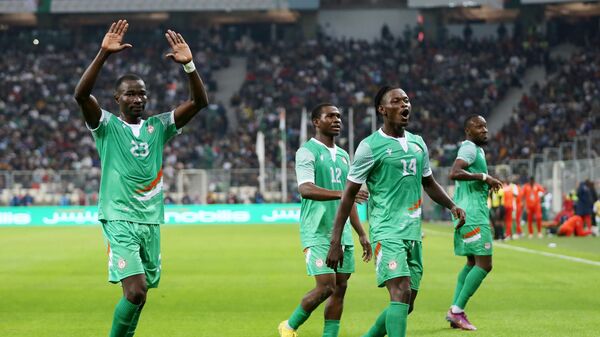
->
<box><xmin>452</xmin><ymin>264</ymin><xmax>474</xmax><ymax>305</ymax></box>
<box><xmin>110</xmin><ymin>297</ymin><xmax>139</xmax><ymax>337</ymax></box>
<box><xmin>361</xmin><ymin>308</ymin><xmax>387</xmax><ymax>337</ymax></box>
<box><xmin>288</xmin><ymin>304</ymin><xmax>311</xmax><ymax>330</ymax></box>
<box><xmin>323</xmin><ymin>319</ymin><xmax>340</xmax><ymax>337</ymax></box>
<box><xmin>125</xmin><ymin>304</ymin><xmax>144</xmax><ymax>337</ymax></box>
<box><xmin>385</xmin><ymin>302</ymin><xmax>409</xmax><ymax>337</ymax></box>
<box><xmin>455</xmin><ymin>266</ymin><xmax>488</xmax><ymax>310</ymax></box>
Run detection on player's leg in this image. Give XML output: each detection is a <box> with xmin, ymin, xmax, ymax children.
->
<box><xmin>448</xmin><ymin>225</ymin><xmax>492</xmax><ymax>330</ymax></box>
<box><xmin>280</xmin><ymin>245</ymin><xmax>337</xmax><ymax>336</ymax></box>
<box><xmin>125</xmin><ymin>224</ymin><xmax>161</xmax><ymax>337</ymax></box>
<box><xmin>322</xmin><ymin>273</ymin><xmax>350</xmax><ymax>337</ymax></box>
<box><xmin>362</xmin><ymin>241</ymin><xmax>412</xmax><ymax>337</ymax></box>
<box><xmin>102</xmin><ymin>221</ymin><xmax>147</xmax><ymax>337</ymax></box>
<box><xmin>450</xmin><ymin>256</ymin><xmax>475</xmax><ymax>308</ymax></box>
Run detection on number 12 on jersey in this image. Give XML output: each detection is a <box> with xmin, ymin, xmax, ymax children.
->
<box><xmin>330</xmin><ymin>167</ymin><xmax>342</xmax><ymax>183</ymax></box>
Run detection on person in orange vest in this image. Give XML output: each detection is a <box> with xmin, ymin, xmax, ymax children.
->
<box><xmin>557</xmin><ymin>215</ymin><xmax>592</xmax><ymax>237</ymax></box>
<box><xmin>521</xmin><ymin>176</ymin><xmax>545</xmax><ymax>238</ymax></box>
<box><xmin>502</xmin><ymin>180</ymin><xmax>518</xmax><ymax>239</ymax></box>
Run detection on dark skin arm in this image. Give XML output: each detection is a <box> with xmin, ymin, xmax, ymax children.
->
<box><xmin>74</xmin><ymin>20</ymin><xmax>132</xmax><ymax>129</ymax></box>
<box><xmin>449</xmin><ymin>159</ymin><xmax>502</xmax><ymax>193</ymax></box>
<box><xmin>422</xmin><ymin>174</ymin><xmax>466</xmax><ymax>228</ymax></box>
<box><xmin>326</xmin><ymin>181</ymin><xmax>362</xmax><ymax>270</ymax></box>
<box><xmin>164</xmin><ymin>30</ymin><xmax>209</xmax><ymax>129</ymax></box>
<box><xmin>349</xmin><ymin>204</ymin><xmax>372</xmax><ymax>262</ymax></box>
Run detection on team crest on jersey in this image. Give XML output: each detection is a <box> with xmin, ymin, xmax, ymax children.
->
<box><xmin>147</xmin><ymin>125</ymin><xmax>155</xmax><ymax>134</ymax></box>
<box><xmin>315</xmin><ymin>259</ymin><xmax>324</xmax><ymax>268</ymax></box>
<box><xmin>341</xmin><ymin>157</ymin><xmax>348</xmax><ymax>165</ymax></box>
<box><xmin>412</xmin><ymin>144</ymin><xmax>422</xmax><ymax>153</ymax></box>
<box><xmin>386</xmin><ymin>148</ymin><xmax>393</xmax><ymax>156</ymax></box>
<box><xmin>388</xmin><ymin>261</ymin><xmax>397</xmax><ymax>270</ymax></box>
<box><xmin>118</xmin><ymin>258</ymin><xmax>127</xmax><ymax>270</ymax></box>
<box><xmin>320</xmin><ymin>154</ymin><xmax>324</xmax><ymax>161</ymax></box>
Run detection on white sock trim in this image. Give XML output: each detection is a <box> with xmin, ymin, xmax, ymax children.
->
<box><xmin>451</xmin><ymin>305</ymin><xmax>464</xmax><ymax>314</ymax></box>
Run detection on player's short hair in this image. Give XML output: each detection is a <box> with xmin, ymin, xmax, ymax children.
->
<box><xmin>311</xmin><ymin>102</ymin><xmax>337</xmax><ymax>121</ymax></box>
<box><xmin>115</xmin><ymin>73</ymin><xmax>144</xmax><ymax>92</ymax></box>
<box><xmin>374</xmin><ymin>85</ymin><xmax>397</xmax><ymax>110</ymax></box>
<box><xmin>464</xmin><ymin>114</ymin><xmax>482</xmax><ymax>129</ymax></box>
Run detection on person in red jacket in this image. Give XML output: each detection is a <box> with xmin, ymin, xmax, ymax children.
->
<box><xmin>521</xmin><ymin>177</ymin><xmax>545</xmax><ymax>238</ymax></box>
<box><xmin>557</xmin><ymin>215</ymin><xmax>592</xmax><ymax>237</ymax></box>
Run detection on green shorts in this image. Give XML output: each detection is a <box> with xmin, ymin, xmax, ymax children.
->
<box><xmin>102</xmin><ymin>220</ymin><xmax>161</xmax><ymax>288</ymax></box>
<box><xmin>454</xmin><ymin>224</ymin><xmax>493</xmax><ymax>256</ymax></box>
<box><xmin>373</xmin><ymin>240</ymin><xmax>423</xmax><ymax>290</ymax></box>
<box><xmin>304</xmin><ymin>245</ymin><xmax>355</xmax><ymax>276</ymax></box>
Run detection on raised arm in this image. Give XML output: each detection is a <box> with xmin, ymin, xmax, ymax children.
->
<box><xmin>164</xmin><ymin>30</ymin><xmax>209</xmax><ymax>129</ymax></box>
<box><xmin>449</xmin><ymin>158</ymin><xmax>502</xmax><ymax>192</ymax></box>
<box><xmin>74</xmin><ymin>20</ymin><xmax>132</xmax><ymax>129</ymax></box>
<box><xmin>422</xmin><ymin>174</ymin><xmax>466</xmax><ymax>228</ymax></box>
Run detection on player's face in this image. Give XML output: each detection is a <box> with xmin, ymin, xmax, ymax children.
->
<box><xmin>315</xmin><ymin>106</ymin><xmax>342</xmax><ymax>137</ymax></box>
<box><xmin>379</xmin><ymin>89</ymin><xmax>411</xmax><ymax>128</ymax></box>
<box><xmin>467</xmin><ymin>116</ymin><xmax>489</xmax><ymax>145</ymax></box>
<box><xmin>115</xmin><ymin>80</ymin><xmax>147</xmax><ymax>119</ymax></box>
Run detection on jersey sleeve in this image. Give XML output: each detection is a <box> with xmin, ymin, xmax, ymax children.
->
<box><xmin>421</xmin><ymin>139</ymin><xmax>432</xmax><ymax>177</ymax></box>
<box><xmin>156</xmin><ymin>111</ymin><xmax>182</xmax><ymax>143</ymax></box>
<box><xmin>456</xmin><ymin>141</ymin><xmax>477</xmax><ymax>166</ymax></box>
<box><xmin>348</xmin><ymin>141</ymin><xmax>374</xmax><ymax>184</ymax></box>
<box><xmin>87</xmin><ymin>109</ymin><xmax>112</xmax><ymax>138</ymax></box>
<box><xmin>295</xmin><ymin>147</ymin><xmax>315</xmax><ymax>186</ymax></box>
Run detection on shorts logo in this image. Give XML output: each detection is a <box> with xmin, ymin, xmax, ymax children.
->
<box><xmin>118</xmin><ymin>258</ymin><xmax>127</xmax><ymax>270</ymax></box>
<box><xmin>147</xmin><ymin>125</ymin><xmax>155</xmax><ymax>133</ymax></box>
<box><xmin>388</xmin><ymin>261</ymin><xmax>397</xmax><ymax>270</ymax></box>
<box><xmin>484</xmin><ymin>242</ymin><xmax>491</xmax><ymax>250</ymax></box>
<box><xmin>315</xmin><ymin>259</ymin><xmax>324</xmax><ymax>268</ymax></box>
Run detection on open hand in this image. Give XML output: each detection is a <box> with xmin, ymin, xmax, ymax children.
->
<box><xmin>165</xmin><ymin>30</ymin><xmax>193</xmax><ymax>64</ymax></box>
<box><xmin>101</xmin><ymin>20</ymin><xmax>132</xmax><ymax>53</ymax></box>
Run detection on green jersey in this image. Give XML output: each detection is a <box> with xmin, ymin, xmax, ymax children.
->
<box><xmin>348</xmin><ymin>129</ymin><xmax>432</xmax><ymax>242</ymax></box>
<box><xmin>295</xmin><ymin>138</ymin><xmax>353</xmax><ymax>248</ymax></box>
<box><xmin>453</xmin><ymin>140</ymin><xmax>489</xmax><ymax>227</ymax></box>
<box><xmin>89</xmin><ymin>109</ymin><xmax>180</xmax><ymax>224</ymax></box>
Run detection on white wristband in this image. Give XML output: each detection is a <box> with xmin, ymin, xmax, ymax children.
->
<box><xmin>182</xmin><ymin>60</ymin><xmax>196</xmax><ymax>73</ymax></box>
<box><xmin>481</xmin><ymin>173</ymin><xmax>487</xmax><ymax>182</ymax></box>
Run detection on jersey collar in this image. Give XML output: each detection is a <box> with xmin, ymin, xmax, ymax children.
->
<box><xmin>310</xmin><ymin>138</ymin><xmax>338</xmax><ymax>162</ymax></box>
<box><xmin>378</xmin><ymin>128</ymin><xmax>408</xmax><ymax>152</ymax></box>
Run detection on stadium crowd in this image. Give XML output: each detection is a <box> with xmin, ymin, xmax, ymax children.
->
<box><xmin>1</xmin><ymin>24</ymin><xmax>597</xmax><ymax>206</ymax></box>
<box><xmin>491</xmin><ymin>40</ymin><xmax>600</xmax><ymax>163</ymax></box>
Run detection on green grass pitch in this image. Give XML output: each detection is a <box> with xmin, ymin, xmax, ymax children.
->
<box><xmin>2</xmin><ymin>222</ymin><xmax>599</xmax><ymax>336</ymax></box>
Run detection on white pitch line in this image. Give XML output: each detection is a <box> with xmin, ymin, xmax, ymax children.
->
<box><xmin>425</xmin><ymin>228</ymin><xmax>600</xmax><ymax>267</ymax></box>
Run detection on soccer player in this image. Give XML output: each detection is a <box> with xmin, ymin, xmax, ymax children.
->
<box><xmin>279</xmin><ymin>103</ymin><xmax>372</xmax><ymax>337</ymax></box>
<box><xmin>502</xmin><ymin>180</ymin><xmax>517</xmax><ymax>239</ymax></box>
<box><xmin>326</xmin><ymin>86</ymin><xmax>466</xmax><ymax>337</ymax></box>
<box><xmin>521</xmin><ymin>176</ymin><xmax>545</xmax><ymax>238</ymax></box>
<box><xmin>446</xmin><ymin>115</ymin><xmax>502</xmax><ymax>330</ymax></box>
<box><xmin>74</xmin><ymin>20</ymin><xmax>208</xmax><ymax>337</ymax></box>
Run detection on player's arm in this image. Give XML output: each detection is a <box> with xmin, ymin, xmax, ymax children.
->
<box><xmin>423</xmin><ymin>174</ymin><xmax>466</xmax><ymax>228</ymax></box>
<box><xmin>74</xmin><ymin>19</ymin><xmax>132</xmax><ymax>129</ymax></box>
<box><xmin>326</xmin><ymin>181</ymin><xmax>362</xmax><ymax>270</ymax></box>
<box><xmin>449</xmin><ymin>159</ymin><xmax>502</xmax><ymax>192</ymax></box>
<box><xmin>298</xmin><ymin>183</ymin><xmax>369</xmax><ymax>203</ymax></box>
<box><xmin>164</xmin><ymin>30</ymin><xmax>209</xmax><ymax>129</ymax></box>
<box><xmin>349</xmin><ymin>204</ymin><xmax>372</xmax><ymax>262</ymax></box>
